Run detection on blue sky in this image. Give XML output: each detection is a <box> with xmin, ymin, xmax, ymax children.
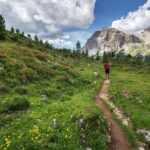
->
<box><xmin>91</xmin><ymin>0</ymin><xmax>146</xmax><ymax>31</ymax></box>
<box><xmin>63</xmin><ymin>0</ymin><xmax>148</xmax><ymax>49</ymax></box>
<box><xmin>0</xmin><ymin>0</ymin><xmax>149</xmax><ymax>48</ymax></box>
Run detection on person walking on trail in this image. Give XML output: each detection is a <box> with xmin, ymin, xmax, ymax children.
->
<box><xmin>104</xmin><ymin>61</ymin><xmax>110</xmax><ymax>80</ymax></box>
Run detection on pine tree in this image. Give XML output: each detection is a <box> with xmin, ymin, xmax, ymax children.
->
<box><xmin>27</xmin><ymin>34</ymin><xmax>33</xmax><ymax>47</ymax></box>
<box><xmin>96</xmin><ymin>51</ymin><xmax>100</xmax><ymax>60</ymax></box>
<box><xmin>103</xmin><ymin>51</ymin><xmax>108</xmax><ymax>63</ymax></box>
<box><xmin>44</xmin><ymin>41</ymin><xmax>50</xmax><ymax>49</ymax></box>
<box><xmin>85</xmin><ymin>49</ymin><xmax>88</xmax><ymax>56</ymax></box>
<box><xmin>76</xmin><ymin>40</ymin><xmax>81</xmax><ymax>51</ymax></box>
<box><xmin>21</xmin><ymin>31</ymin><xmax>24</xmax><ymax>36</ymax></box>
<box><xmin>34</xmin><ymin>35</ymin><xmax>39</xmax><ymax>42</ymax></box>
<box><xmin>16</xmin><ymin>29</ymin><xmax>20</xmax><ymax>34</ymax></box>
<box><xmin>39</xmin><ymin>40</ymin><xmax>43</xmax><ymax>45</ymax></box>
<box><xmin>0</xmin><ymin>15</ymin><xmax>6</xmax><ymax>40</ymax></box>
<box><xmin>27</xmin><ymin>34</ymin><xmax>31</xmax><ymax>39</ymax></box>
<box><xmin>11</xmin><ymin>26</ymin><xmax>14</xmax><ymax>33</ymax></box>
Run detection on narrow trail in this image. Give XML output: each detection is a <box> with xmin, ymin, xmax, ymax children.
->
<box><xmin>95</xmin><ymin>80</ymin><xmax>131</xmax><ymax>150</ymax></box>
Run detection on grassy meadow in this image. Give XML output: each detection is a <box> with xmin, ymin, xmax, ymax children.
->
<box><xmin>0</xmin><ymin>41</ymin><xmax>108</xmax><ymax>150</ymax></box>
<box><xmin>109</xmin><ymin>59</ymin><xmax>150</xmax><ymax>146</ymax></box>
<box><xmin>0</xmin><ymin>40</ymin><xmax>149</xmax><ymax>150</ymax></box>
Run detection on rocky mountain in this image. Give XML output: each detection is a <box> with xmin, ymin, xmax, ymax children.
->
<box><xmin>82</xmin><ymin>28</ymin><xmax>146</xmax><ymax>56</ymax></box>
<box><xmin>138</xmin><ymin>28</ymin><xmax>150</xmax><ymax>44</ymax></box>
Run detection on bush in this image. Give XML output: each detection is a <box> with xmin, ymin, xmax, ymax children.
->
<box><xmin>0</xmin><ymin>96</ymin><xmax>30</xmax><ymax>113</ymax></box>
<box><xmin>8</xmin><ymin>96</ymin><xmax>30</xmax><ymax>112</ymax></box>
<box><xmin>0</xmin><ymin>83</ymin><xmax>8</xmax><ymax>94</ymax></box>
<box><xmin>15</xmin><ymin>86</ymin><xmax>28</xmax><ymax>95</ymax></box>
<box><xmin>57</xmin><ymin>76</ymin><xmax>75</xmax><ymax>86</ymax></box>
<box><xmin>0</xmin><ymin>54</ymin><xmax>7</xmax><ymax>58</ymax></box>
<box><xmin>5</xmin><ymin>61</ymin><xmax>25</xmax><ymax>72</ymax></box>
<box><xmin>5</xmin><ymin>78</ymin><xmax>18</xmax><ymax>88</ymax></box>
<box><xmin>0</xmin><ymin>58</ymin><xmax>10</xmax><ymax>64</ymax></box>
<box><xmin>11</xmin><ymin>34</ymin><xmax>19</xmax><ymax>41</ymax></box>
<box><xmin>0</xmin><ymin>66</ymin><xmax>7</xmax><ymax>76</ymax></box>
<box><xmin>66</xmin><ymin>69</ymin><xmax>79</xmax><ymax>77</ymax></box>
<box><xmin>34</xmin><ymin>52</ymin><xmax>47</xmax><ymax>61</ymax></box>
<box><xmin>41</xmin><ymin>88</ymin><xmax>59</xmax><ymax>98</ymax></box>
<box><xmin>35</xmin><ymin>65</ymin><xmax>54</xmax><ymax>78</ymax></box>
<box><xmin>18</xmin><ymin>67</ymin><xmax>38</xmax><ymax>82</ymax></box>
<box><xmin>59</xmin><ymin>95</ymin><xmax>71</xmax><ymax>101</ymax></box>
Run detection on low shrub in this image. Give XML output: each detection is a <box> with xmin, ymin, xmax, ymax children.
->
<box><xmin>78</xmin><ymin>115</ymin><xmax>108</xmax><ymax>149</ymax></box>
<box><xmin>0</xmin><ymin>58</ymin><xmax>10</xmax><ymax>64</ymax></box>
<box><xmin>0</xmin><ymin>83</ymin><xmax>8</xmax><ymax>94</ymax></box>
<box><xmin>57</xmin><ymin>76</ymin><xmax>75</xmax><ymax>86</ymax></box>
<box><xmin>66</xmin><ymin>68</ymin><xmax>80</xmax><ymax>77</ymax></box>
<box><xmin>35</xmin><ymin>65</ymin><xmax>54</xmax><ymax>78</ymax></box>
<box><xmin>11</xmin><ymin>34</ymin><xmax>19</xmax><ymax>42</ymax></box>
<box><xmin>8</xmin><ymin>96</ymin><xmax>30</xmax><ymax>112</ymax></box>
<box><xmin>59</xmin><ymin>95</ymin><xmax>71</xmax><ymax>101</ymax></box>
<box><xmin>5</xmin><ymin>61</ymin><xmax>25</xmax><ymax>72</ymax></box>
<box><xmin>5</xmin><ymin>78</ymin><xmax>18</xmax><ymax>88</ymax></box>
<box><xmin>0</xmin><ymin>54</ymin><xmax>7</xmax><ymax>58</ymax></box>
<box><xmin>34</xmin><ymin>52</ymin><xmax>47</xmax><ymax>61</ymax></box>
<box><xmin>18</xmin><ymin>67</ymin><xmax>38</xmax><ymax>82</ymax></box>
<box><xmin>1</xmin><ymin>96</ymin><xmax>30</xmax><ymax>113</ymax></box>
<box><xmin>41</xmin><ymin>88</ymin><xmax>59</xmax><ymax>98</ymax></box>
<box><xmin>15</xmin><ymin>86</ymin><xmax>28</xmax><ymax>95</ymax></box>
<box><xmin>0</xmin><ymin>66</ymin><xmax>7</xmax><ymax>76</ymax></box>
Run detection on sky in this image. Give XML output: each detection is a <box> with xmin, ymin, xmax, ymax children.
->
<box><xmin>0</xmin><ymin>0</ymin><xmax>150</xmax><ymax>49</ymax></box>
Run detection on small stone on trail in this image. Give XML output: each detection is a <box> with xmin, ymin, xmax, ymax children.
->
<box><xmin>42</xmin><ymin>95</ymin><xmax>47</xmax><ymax>101</ymax></box>
<box><xmin>137</xmin><ymin>129</ymin><xmax>150</xmax><ymax>142</ymax></box>
<box><xmin>80</xmin><ymin>133</ymin><xmax>86</xmax><ymax>143</ymax></box>
<box><xmin>138</xmin><ymin>147</ymin><xmax>145</xmax><ymax>150</ymax></box>
<box><xmin>79</xmin><ymin>118</ymin><xmax>85</xmax><ymax>128</ymax></box>
<box><xmin>138</xmin><ymin>142</ymin><xmax>146</xmax><ymax>150</ymax></box>
<box><xmin>52</xmin><ymin>119</ymin><xmax>57</xmax><ymax>129</ymax></box>
<box><xmin>86</xmin><ymin>148</ymin><xmax>92</xmax><ymax>150</ymax></box>
<box><xmin>107</xmin><ymin>134</ymin><xmax>111</xmax><ymax>143</ymax></box>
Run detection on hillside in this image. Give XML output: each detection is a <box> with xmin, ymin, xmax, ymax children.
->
<box><xmin>0</xmin><ymin>15</ymin><xmax>150</xmax><ymax>149</ymax></box>
<box><xmin>0</xmin><ymin>41</ymin><xmax>109</xmax><ymax>150</ymax></box>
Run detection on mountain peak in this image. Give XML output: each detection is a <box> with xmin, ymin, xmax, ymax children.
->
<box><xmin>144</xmin><ymin>27</ymin><xmax>150</xmax><ymax>32</ymax></box>
<box><xmin>138</xmin><ymin>27</ymin><xmax>150</xmax><ymax>44</ymax></box>
<box><xmin>83</xmin><ymin>28</ymin><xmax>142</xmax><ymax>56</ymax></box>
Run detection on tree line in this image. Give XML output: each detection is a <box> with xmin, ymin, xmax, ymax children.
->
<box><xmin>0</xmin><ymin>14</ymin><xmax>53</xmax><ymax>50</ymax></box>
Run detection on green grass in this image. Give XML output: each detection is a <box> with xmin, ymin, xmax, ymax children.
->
<box><xmin>1</xmin><ymin>39</ymin><xmax>149</xmax><ymax>149</ymax></box>
<box><xmin>0</xmin><ymin>41</ymin><xmax>108</xmax><ymax>150</ymax></box>
<box><xmin>109</xmin><ymin>59</ymin><xmax>150</xmax><ymax>145</ymax></box>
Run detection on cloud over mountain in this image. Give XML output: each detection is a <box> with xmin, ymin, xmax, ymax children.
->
<box><xmin>112</xmin><ymin>0</ymin><xmax>150</xmax><ymax>34</ymax></box>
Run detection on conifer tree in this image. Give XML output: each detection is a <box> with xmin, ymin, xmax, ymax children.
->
<box><xmin>103</xmin><ymin>51</ymin><xmax>108</xmax><ymax>63</ymax></box>
<box><xmin>11</xmin><ymin>26</ymin><xmax>14</xmax><ymax>33</ymax></box>
<box><xmin>16</xmin><ymin>29</ymin><xmax>20</xmax><ymax>34</ymax></box>
<box><xmin>76</xmin><ymin>40</ymin><xmax>81</xmax><ymax>51</ymax></box>
<box><xmin>21</xmin><ymin>31</ymin><xmax>24</xmax><ymax>36</ymax></box>
<box><xmin>0</xmin><ymin>15</ymin><xmax>6</xmax><ymax>40</ymax></box>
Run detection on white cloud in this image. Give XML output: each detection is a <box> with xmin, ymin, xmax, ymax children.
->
<box><xmin>44</xmin><ymin>31</ymin><xmax>92</xmax><ymax>48</ymax></box>
<box><xmin>0</xmin><ymin>0</ymin><xmax>96</xmax><ymax>36</ymax></box>
<box><xmin>47</xmin><ymin>38</ymin><xmax>74</xmax><ymax>48</ymax></box>
<box><xmin>112</xmin><ymin>0</ymin><xmax>150</xmax><ymax>34</ymax></box>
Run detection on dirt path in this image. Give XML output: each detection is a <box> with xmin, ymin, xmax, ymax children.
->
<box><xmin>95</xmin><ymin>80</ymin><xmax>131</xmax><ymax>150</ymax></box>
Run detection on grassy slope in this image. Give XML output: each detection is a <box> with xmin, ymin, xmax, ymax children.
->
<box><xmin>109</xmin><ymin>59</ymin><xmax>150</xmax><ymax>145</ymax></box>
<box><xmin>0</xmin><ymin>42</ymin><xmax>108</xmax><ymax>150</ymax></box>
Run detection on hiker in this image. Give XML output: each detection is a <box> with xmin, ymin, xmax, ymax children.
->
<box><xmin>104</xmin><ymin>61</ymin><xmax>110</xmax><ymax>80</ymax></box>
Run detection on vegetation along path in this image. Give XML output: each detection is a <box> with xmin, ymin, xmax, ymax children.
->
<box><xmin>95</xmin><ymin>80</ymin><xmax>131</xmax><ymax>150</ymax></box>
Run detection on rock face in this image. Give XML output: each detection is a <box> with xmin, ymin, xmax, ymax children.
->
<box><xmin>82</xmin><ymin>28</ymin><xmax>143</xmax><ymax>56</ymax></box>
<box><xmin>138</xmin><ymin>28</ymin><xmax>150</xmax><ymax>44</ymax></box>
